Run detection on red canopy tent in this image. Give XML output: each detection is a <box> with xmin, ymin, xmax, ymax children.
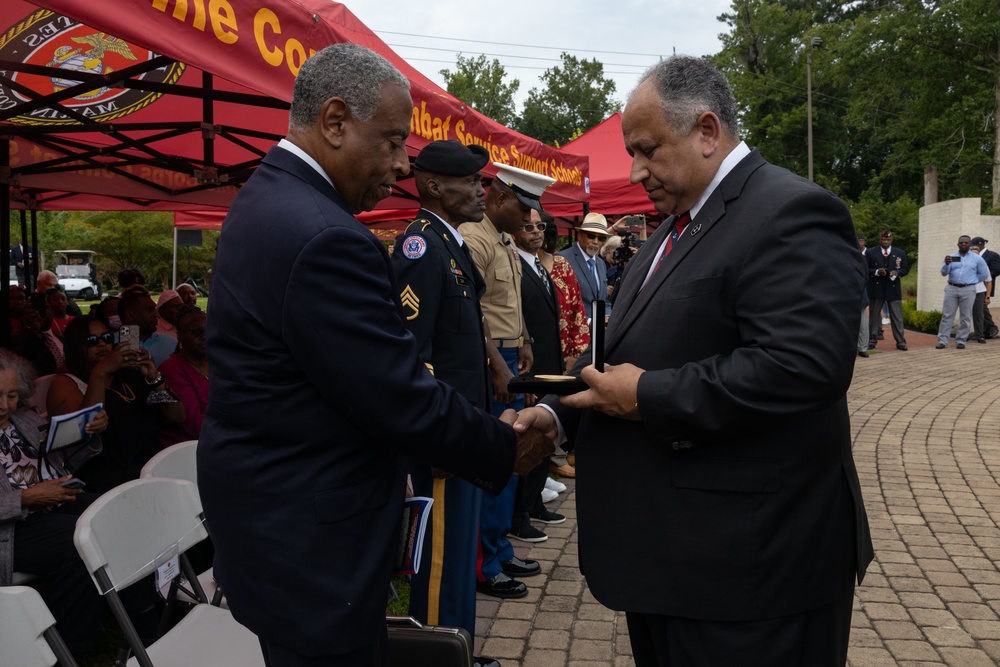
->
<box><xmin>1</xmin><ymin>0</ymin><xmax>589</xmax><ymax>217</ymax></box>
<box><xmin>561</xmin><ymin>112</ymin><xmax>655</xmax><ymax>217</ymax></box>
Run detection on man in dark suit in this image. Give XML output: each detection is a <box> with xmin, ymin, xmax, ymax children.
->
<box><xmin>511</xmin><ymin>208</ymin><xmax>566</xmax><ymax>536</ymax></box>
<box><xmin>865</xmin><ymin>229</ymin><xmax>909</xmax><ymax>350</ymax></box>
<box><xmin>972</xmin><ymin>236</ymin><xmax>1000</xmax><ymax>338</ymax></box>
<box><xmin>390</xmin><ymin>139</ymin><xmax>511</xmax><ymax>667</ymax></box>
<box><xmin>558</xmin><ymin>213</ymin><xmax>611</xmax><ymax>314</ymax></box>
<box><xmin>198</xmin><ymin>45</ymin><xmax>551</xmax><ymax>667</ymax></box>
<box><xmin>515</xmin><ymin>56</ymin><xmax>873</xmax><ymax>665</ymax></box>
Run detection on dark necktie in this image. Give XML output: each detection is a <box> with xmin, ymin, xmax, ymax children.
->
<box><xmin>535</xmin><ymin>256</ymin><xmax>551</xmax><ymax>294</ymax></box>
<box><xmin>649</xmin><ymin>212</ymin><xmax>692</xmax><ymax>278</ymax></box>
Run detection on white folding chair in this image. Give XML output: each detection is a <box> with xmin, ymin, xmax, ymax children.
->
<box><xmin>140</xmin><ymin>440</ymin><xmax>198</xmax><ymax>483</ymax></box>
<box><xmin>139</xmin><ymin>440</ymin><xmax>224</xmax><ymax>607</ymax></box>
<box><xmin>73</xmin><ymin>478</ymin><xmax>264</xmax><ymax>667</ymax></box>
<box><xmin>0</xmin><ymin>585</ymin><xmax>80</xmax><ymax>667</ymax></box>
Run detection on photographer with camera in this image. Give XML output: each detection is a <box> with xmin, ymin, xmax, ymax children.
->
<box><xmin>606</xmin><ymin>215</ymin><xmax>647</xmax><ymax>306</ymax></box>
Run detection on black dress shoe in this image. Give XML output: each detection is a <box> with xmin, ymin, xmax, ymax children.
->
<box><xmin>474</xmin><ymin>658</ymin><xmax>501</xmax><ymax>667</ymax></box>
<box><xmin>978</xmin><ymin>337</ymin><xmax>988</xmax><ymax>344</ymax></box>
<box><xmin>896</xmin><ymin>343</ymin><xmax>908</xmax><ymax>351</ymax></box>
<box><xmin>957</xmin><ymin>343</ymin><xmax>966</xmax><ymax>349</ymax></box>
<box><xmin>857</xmin><ymin>350</ymin><xmax>869</xmax><ymax>358</ymax></box>
<box><xmin>936</xmin><ymin>343</ymin><xmax>947</xmax><ymax>349</ymax></box>
<box><xmin>501</xmin><ymin>555</ymin><xmax>541</xmax><ymax>577</ymax></box>
<box><xmin>476</xmin><ymin>572</ymin><xmax>527</xmax><ymax>599</ymax></box>
<box><xmin>867</xmin><ymin>342</ymin><xmax>876</xmax><ymax>350</ymax></box>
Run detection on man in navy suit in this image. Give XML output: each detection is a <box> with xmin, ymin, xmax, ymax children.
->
<box><xmin>198</xmin><ymin>45</ymin><xmax>552</xmax><ymax>667</ymax></box>
<box><xmin>515</xmin><ymin>56</ymin><xmax>872</xmax><ymax>665</ymax></box>
<box><xmin>864</xmin><ymin>229</ymin><xmax>909</xmax><ymax>350</ymax></box>
<box><xmin>559</xmin><ymin>213</ymin><xmax>611</xmax><ymax>313</ymax></box>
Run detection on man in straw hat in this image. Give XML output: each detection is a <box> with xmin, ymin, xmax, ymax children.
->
<box><xmin>559</xmin><ymin>212</ymin><xmax>612</xmax><ymax>313</ymax></box>
<box><xmin>459</xmin><ymin>162</ymin><xmax>556</xmax><ymax>599</ymax></box>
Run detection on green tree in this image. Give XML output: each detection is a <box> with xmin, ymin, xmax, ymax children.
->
<box><xmin>27</xmin><ymin>210</ymin><xmax>218</xmax><ymax>291</ymax></box>
<box><xmin>440</xmin><ymin>54</ymin><xmax>520</xmax><ymax>127</ymax></box>
<box><xmin>516</xmin><ymin>53</ymin><xmax>621</xmax><ymax>146</ymax></box>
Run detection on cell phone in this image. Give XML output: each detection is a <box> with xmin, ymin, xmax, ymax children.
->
<box><xmin>950</xmin><ymin>255</ymin><xmax>961</xmax><ymax>262</ymax></box>
<box><xmin>58</xmin><ymin>478</ymin><xmax>86</xmax><ymax>489</ymax></box>
<box><xmin>119</xmin><ymin>325</ymin><xmax>141</xmax><ymax>352</ymax></box>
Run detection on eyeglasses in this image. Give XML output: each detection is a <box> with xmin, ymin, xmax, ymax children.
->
<box><xmin>179</xmin><ymin>327</ymin><xmax>207</xmax><ymax>336</ymax></box>
<box><xmin>520</xmin><ymin>222</ymin><xmax>547</xmax><ymax>232</ymax></box>
<box><xmin>84</xmin><ymin>333</ymin><xmax>115</xmax><ymax>347</ymax></box>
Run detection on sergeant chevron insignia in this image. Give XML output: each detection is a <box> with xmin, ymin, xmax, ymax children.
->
<box><xmin>401</xmin><ymin>285</ymin><xmax>420</xmax><ymax>320</ymax></box>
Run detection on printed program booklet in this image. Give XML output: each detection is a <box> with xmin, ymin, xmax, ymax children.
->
<box><xmin>45</xmin><ymin>403</ymin><xmax>103</xmax><ymax>453</ymax></box>
<box><xmin>394</xmin><ymin>496</ymin><xmax>433</xmax><ymax>575</ymax></box>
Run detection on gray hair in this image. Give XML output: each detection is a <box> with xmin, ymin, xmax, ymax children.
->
<box><xmin>0</xmin><ymin>348</ymin><xmax>37</xmax><ymax>404</ymax></box>
<box><xmin>288</xmin><ymin>43</ymin><xmax>410</xmax><ymax>132</ymax></box>
<box><xmin>635</xmin><ymin>56</ymin><xmax>739</xmax><ymax>138</ymax></box>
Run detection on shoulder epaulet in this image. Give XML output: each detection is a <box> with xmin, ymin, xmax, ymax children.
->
<box><xmin>406</xmin><ymin>218</ymin><xmax>433</xmax><ymax>233</ymax></box>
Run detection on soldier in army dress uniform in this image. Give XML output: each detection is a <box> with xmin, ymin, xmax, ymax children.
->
<box><xmin>391</xmin><ymin>140</ymin><xmax>505</xmax><ymax>667</ymax></box>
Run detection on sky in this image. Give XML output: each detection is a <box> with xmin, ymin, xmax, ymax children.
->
<box><xmin>348</xmin><ymin>0</ymin><xmax>734</xmax><ymax>111</ymax></box>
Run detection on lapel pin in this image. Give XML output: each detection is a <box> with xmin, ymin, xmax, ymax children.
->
<box><xmin>690</xmin><ymin>224</ymin><xmax>702</xmax><ymax>236</ymax></box>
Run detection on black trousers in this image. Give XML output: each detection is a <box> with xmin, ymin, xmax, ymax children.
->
<box><xmin>511</xmin><ymin>459</ymin><xmax>549</xmax><ymax>531</ymax></box>
<box><xmin>12</xmin><ymin>510</ymin><xmax>103</xmax><ymax>653</ymax></box>
<box><xmin>260</xmin><ymin>626</ymin><xmax>388</xmax><ymax>667</ymax></box>
<box><xmin>626</xmin><ymin>572</ymin><xmax>856</xmax><ymax>667</ymax></box>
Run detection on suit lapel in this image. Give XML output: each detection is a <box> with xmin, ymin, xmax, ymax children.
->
<box><xmin>605</xmin><ymin>150</ymin><xmax>766</xmax><ymax>355</ymax></box>
<box><xmin>520</xmin><ymin>256</ymin><xmax>558</xmax><ymax>315</ymax></box>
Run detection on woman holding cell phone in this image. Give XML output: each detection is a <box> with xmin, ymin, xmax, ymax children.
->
<box><xmin>45</xmin><ymin>315</ymin><xmax>185</xmax><ymax>493</ymax></box>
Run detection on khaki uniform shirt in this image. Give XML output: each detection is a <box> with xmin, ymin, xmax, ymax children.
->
<box><xmin>458</xmin><ymin>216</ymin><xmax>522</xmax><ymax>339</ymax></box>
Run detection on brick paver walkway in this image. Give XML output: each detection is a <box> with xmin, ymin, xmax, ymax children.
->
<box><xmin>473</xmin><ymin>332</ymin><xmax>1000</xmax><ymax>666</ymax></box>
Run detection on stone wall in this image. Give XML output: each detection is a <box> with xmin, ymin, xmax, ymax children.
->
<box><xmin>917</xmin><ymin>198</ymin><xmax>1000</xmax><ymax>312</ymax></box>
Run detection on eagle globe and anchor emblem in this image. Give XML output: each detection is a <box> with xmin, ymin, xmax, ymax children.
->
<box><xmin>0</xmin><ymin>10</ymin><xmax>185</xmax><ymax>124</ymax></box>
<box><xmin>47</xmin><ymin>32</ymin><xmax>137</xmax><ymax>99</ymax></box>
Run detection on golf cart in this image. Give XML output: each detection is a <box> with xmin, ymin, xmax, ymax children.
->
<box><xmin>54</xmin><ymin>250</ymin><xmax>102</xmax><ymax>300</ymax></box>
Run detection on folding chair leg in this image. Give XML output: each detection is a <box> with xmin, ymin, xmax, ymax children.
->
<box><xmin>43</xmin><ymin>626</ymin><xmax>80</xmax><ymax>667</ymax></box>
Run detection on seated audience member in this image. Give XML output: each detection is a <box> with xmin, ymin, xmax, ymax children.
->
<box><xmin>35</xmin><ymin>270</ymin><xmax>82</xmax><ymax>317</ymax></box>
<box><xmin>9</xmin><ymin>296</ymin><xmax>63</xmax><ymax>376</ymax></box>
<box><xmin>46</xmin><ymin>316</ymin><xmax>185</xmax><ymax>493</ymax></box>
<box><xmin>118</xmin><ymin>289</ymin><xmax>176</xmax><ymax>367</ymax></box>
<box><xmin>7</xmin><ymin>284</ymin><xmax>27</xmax><ymax>335</ymax></box>
<box><xmin>47</xmin><ymin>286</ymin><xmax>74</xmax><ymax>340</ymax></box>
<box><xmin>91</xmin><ymin>295</ymin><xmax>122</xmax><ymax>332</ymax></box>
<box><xmin>155</xmin><ymin>290</ymin><xmax>183</xmax><ymax>339</ymax></box>
<box><xmin>157</xmin><ymin>306</ymin><xmax>208</xmax><ymax>447</ymax></box>
<box><xmin>176</xmin><ymin>283</ymin><xmax>198</xmax><ymax>307</ymax></box>
<box><xmin>0</xmin><ymin>349</ymin><xmax>107</xmax><ymax>655</ymax></box>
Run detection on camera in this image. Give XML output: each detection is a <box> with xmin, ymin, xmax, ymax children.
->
<box><xmin>613</xmin><ymin>229</ymin><xmax>639</xmax><ymax>265</ymax></box>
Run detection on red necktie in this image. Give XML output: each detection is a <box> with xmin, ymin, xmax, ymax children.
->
<box><xmin>651</xmin><ymin>212</ymin><xmax>691</xmax><ymax>275</ymax></box>
<box><xmin>641</xmin><ymin>213</ymin><xmax>691</xmax><ymax>291</ymax></box>
<box><xmin>883</xmin><ymin>250</ymin><xmax>889</xmax><ymax>258</ymax></box>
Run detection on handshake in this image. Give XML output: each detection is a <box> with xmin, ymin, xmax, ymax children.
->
<box><xmin>500</xmin><ymin>407</ymin><xmax>560</xmax><ymax>476</ymax></box>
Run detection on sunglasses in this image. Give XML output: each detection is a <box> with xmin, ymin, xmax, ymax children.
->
<box><xmin>520</xmin><ymin>222</ymin><xmax>547</xmax><ymax>232</ymax></box>
<box><xmin>179</xmin><ymin>327</ymin><xmax>207</xmax><ymax>336</ymax></box>
<box><xmin>85</xmin><ymin>333</ymin><xmax>115</xmax><ymax>347</ymax></box>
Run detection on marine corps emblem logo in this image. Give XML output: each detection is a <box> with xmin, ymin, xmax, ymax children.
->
<box><xmin>0</xmin><ymin>9</ymin><xmax>185</xmax><ymax>125</ymax></box>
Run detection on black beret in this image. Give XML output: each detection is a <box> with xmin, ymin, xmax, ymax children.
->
<box><xmin>414</xmin><ymin>140</ymin><xmax>489</xmax><ymax>177</ymax></box>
